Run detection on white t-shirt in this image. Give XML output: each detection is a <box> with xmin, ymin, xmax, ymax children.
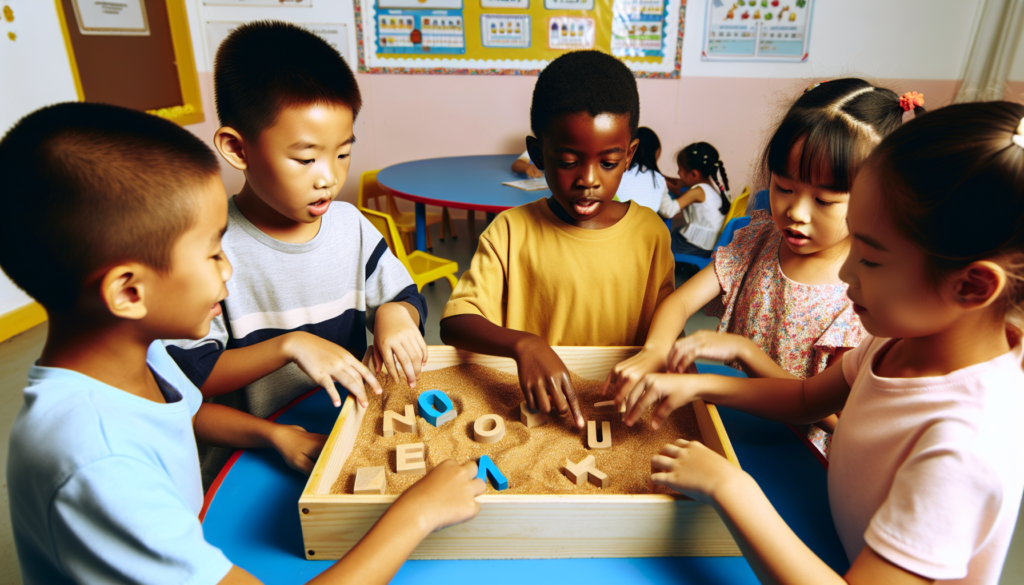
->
<box><xmin>678</xmin><ymin>182</ymin><xmax>727</xmax><ymax>249</ymax></box>
<box><xmin>830</xmin><ymin>331</ymin><xmax>1024</xmax><ymax>583</ymax></box>
<box><xmin>615</xmin><ymin>165</ymin><xmax>668</xmax><ymax>215</ymax></box>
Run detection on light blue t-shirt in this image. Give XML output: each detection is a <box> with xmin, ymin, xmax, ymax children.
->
<box><xmin>7</xmin><ymin>341</ymin><xmax>233</xmax><ymax>585</ymax></box>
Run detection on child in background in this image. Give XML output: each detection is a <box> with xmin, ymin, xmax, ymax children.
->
<box><xmin>620</xmin><ymin>101</ymin><xmax>1024</xmax><ymax>585</ymax></box>
<box><xmin>511</xmin><ymin>150</ymin><xmax>544</xmax><ymax>178</ymax></box>
<box><xmin>662</xmin><ymin>142</ymin><xmax>731</xmax><ymax>257</ymax></box>
<box><xmin>615</xmin><ymin>126</ymin><xmax>670</xmax><ymax>214</ymax></box>
<box><xmin>442</xmin><ymin>51</ymin><xmax>674</xmax><ymax>428</ymax></box>
<box><xmin>2</xmin><ymin>102</ymin><xmax>485</xmax><ymax>585</ymax></box>
<box><xmin>164</xmin><ymin>22</ymin><xmax>428</xmax><ymax>486</ymax></box>
<box><xmin>606</xmin><ymin>79</ymin><xmax>923</xmax><ymax>457</ymax></box>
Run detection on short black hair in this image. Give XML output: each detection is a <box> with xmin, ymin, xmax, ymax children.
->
<box><xmin>0</xmin><ymin>102</ymin><xmax>220</xmax><ymax>313</ymax></box>
<box><xmin>530</xmin><ymin>51</ymin><xmax>639</xmax><ymax>139</ymax></box>
<box><xmin>215</xmin><ymin>21</ymin><xmax>362</xmax><ymax>141</ymax></box>
<box><xmin>760</xmin><ymin>78</ymin><xmax>918</xmax><ymax>192</ymax></box>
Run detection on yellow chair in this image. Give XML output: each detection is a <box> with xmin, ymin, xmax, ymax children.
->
<box><xmin>723</xmin><ymin>186</ymin><xmax>750</xmax><ymax>226</ymax></box>
<box><xmin>360</xmin><ymin>207</ymin><xmax>459</xmax><ymax>292</ymax></box>
<box><xmin>358</xmin><ymin>170</ymin><xmax>455</xmax><ymax>252</ymax></box>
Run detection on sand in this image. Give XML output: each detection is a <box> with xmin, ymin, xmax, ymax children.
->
<box><xmin>329</xmin><ymin>363</ymin><xmax>702</xmax><ymax>496</ymax></box>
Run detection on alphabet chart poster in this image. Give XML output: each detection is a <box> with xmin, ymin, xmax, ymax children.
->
<box><xmin>355</xmin><ymin>0</ymin><xmax>685</xmax><ymax>76</ymax></box>
<box><xmin>701</xmin><ymin>0</ymin><xmax>813</xmax><ymax>61</ymax></box>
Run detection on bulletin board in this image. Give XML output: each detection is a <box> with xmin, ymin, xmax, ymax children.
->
<box><xmin>701</xmin><ymin>0</ymin><xmax>813</xmax><ymax>62</ymax></box>
<box><xmin>55</xmin><ymin>0</ymin><xmax>204</xmax><ymax>126</ymax></box>
<box><xmin>356</xmin><ymin>0</ymin><xmax>686</xmax><ymax>77</ymax></box>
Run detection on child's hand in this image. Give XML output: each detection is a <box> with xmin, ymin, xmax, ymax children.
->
<box><xmin>622</xmin><ymin>372</ymin><xmax>699</xmax><ymax>429</ymax></box>
<box><xmin>601</xmin><ymin>347</ymin><xmax>668</xmax><ymax>407</ymax></box>
<box><xmin>525</xmin><ymin>165</ymin><xmax>543</xmax><ymax>178</ymax></box>
<box><xmin>270</xmin><ymin>424</ymin><xmax>327</xmax><ymax>475</ymax></box>
<box><xmin>393</xmin><ymin>460</ymin><xmax>486</xmax><ymax>534</ymax></box>
<box><xmin>283</xmin><ymin>332</ymin><xmax>382</xmax><ymax>408</ymax></box>
<box><xmin>373</xmin><ymin>302</ymin><xmax>428</xmax><ymax>389</ymax></box>
<box><xmin>515</xmin><ymin>337</ymin><xmax>585</xmax><ymax>429</ymax></box>
<box><xmin>650</xmin><ymin>439</ymin><xmax>743</xmax><ymax>505</ymax></box>
<box><xmin>667</xmin><ymin>331</ymin><xmax>748</xmax><ymax>373</ymax></box>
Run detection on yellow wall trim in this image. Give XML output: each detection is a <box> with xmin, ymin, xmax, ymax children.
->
<box><xmin>0</xmin><ymin>302</ymin><xmax>48</xmax><ymax>344</ymax></box>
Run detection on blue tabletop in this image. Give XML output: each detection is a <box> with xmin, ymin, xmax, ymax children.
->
<box><xmin>202</xmin><ymin>364</ymin><xmax>849</xmax><ymax>584</ymax></box>
<box><xmin>376</xmin><ymin>155</ymin><xmax>552</xmax><ymax>213</ymax></box>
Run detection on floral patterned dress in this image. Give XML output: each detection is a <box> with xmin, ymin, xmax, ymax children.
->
<box><xmin>705</xmin><ymin>211</ymin><xmax>865</xmax><ymax>458</ymax></box>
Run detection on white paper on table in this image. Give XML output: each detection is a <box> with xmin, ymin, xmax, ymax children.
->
<box><xmin>502</xmin><ymin>178</ymin><xmax>549</xmax><ymax>191</ymax></box>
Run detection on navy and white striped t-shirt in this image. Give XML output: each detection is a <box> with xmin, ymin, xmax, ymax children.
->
<box><xmin>164</xmin><ymin>198</ymin><xmax>426</xmax><ymax>419</ymax></box>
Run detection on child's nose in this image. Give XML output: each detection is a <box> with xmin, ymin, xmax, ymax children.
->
<box><xmin>576</xmin><ymin>163</ymin><xmax>600</xmax><ymax>188</ymax></box>
<box><xmin>786</xmin><ymin>196</ymin><xmax>812</xmax><ymax>224</ymax></box>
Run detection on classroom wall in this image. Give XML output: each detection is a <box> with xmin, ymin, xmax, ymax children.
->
<box><xmin>0</xmin><ymin>0</ymin><xmax>1015</xmax><ymax>317</ymax></box>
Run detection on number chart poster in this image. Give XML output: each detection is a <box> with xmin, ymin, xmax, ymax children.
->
<box><xmin>702</xmin><ymin>0</ymin><xmax>813</xmax><ymax>61</ymax></box>
<box><xmin>355</xmin><ymin>0</ymin><xmax>686</xmax><ymax>76</ymax></box>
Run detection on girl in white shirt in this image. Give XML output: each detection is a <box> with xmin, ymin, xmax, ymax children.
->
<box><xmin>614</xmin><ymin>126</ymin><xmax>670</xmax><ymax>213</ymax></box>
<box><xmin>617</xmin><ymin>101</ymin><xmax>1024</xmax><ymax>584</ymax></box>
<box><xmin>664</xmin><ymin>142</ymin><xmax>731</xmax><ymax>256</ymax></box>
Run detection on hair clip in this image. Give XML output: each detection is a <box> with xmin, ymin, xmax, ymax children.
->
<box><xmin>899</xmin><ymin>91</ymin><xmax>925</xmax><ymax>112</ymax></box>
<box><xmin>804</xmin><ymin>80</ymin><xmax>827</xmax><ymax>93</ymax></box>
<box><xmin>1013</xmin><ymin>116</ymin><xmax>1024</xmax><ymax>149</ymax></box>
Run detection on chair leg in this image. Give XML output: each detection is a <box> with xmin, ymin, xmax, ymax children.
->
<box><xmin>443</xmin><ymin>207</ymin><xmax>457</xmax><ymax>240</ymax></box>
<box><xmin>467</xmin><ymin>210</ymin><xmax>476</xmax><ymax>240</ymax></box>
<box><xmin>425</xmin><ymin>223</ymin><xmax>433</xmax><ymax>252</ymax></box>
<box><xmin>445</xmin><ymin>274</ymin><xmax>458</xmax><ymax>290</ymax></box>
<box><xmin>402</xmin><ymin>232</ymin><xmax>414</xmax><ymax>253</ymax></box>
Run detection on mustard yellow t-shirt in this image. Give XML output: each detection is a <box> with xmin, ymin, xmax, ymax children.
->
<box><xmin>442</xmin><ymin>198</ymin><xmax>675</xmax><ymax>346</ymax></box>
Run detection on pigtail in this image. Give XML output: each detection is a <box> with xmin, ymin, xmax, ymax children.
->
<box><xmin>899</xmin><ymin>91</ymin><xmax>926</xmax><ymax>119</ymax></box>
<box><xmin>715</xmin><ymin>161</ymin><xmax>731</xmax><ymax>216</ymax></box>
<box><xmin>680</xmin><ymin>141</ymin><xmax>731</xmax><ymax>215</ymax></box>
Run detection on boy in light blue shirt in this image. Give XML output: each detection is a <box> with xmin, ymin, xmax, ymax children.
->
<box><xmin>1</xmin><ymin>103</ymin><xmax>484</xmax><ymax>584</ymax></box>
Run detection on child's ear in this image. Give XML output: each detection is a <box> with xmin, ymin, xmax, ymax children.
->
<box><xmin>952</xmin><ymin>260</ymin><xmax>1007</xmax><ymax>310</ymax></box>
<box><xmin>625</xmin><ymin>137</ymin><xmax>640</xmax><ymax>168</ymax></box>
<box><xmin>525</xmin><ymin>136</ymin><xmax>544</xmax><ymax>170</ymax></box>
<box><xmin>214</xmin><ymin>126</ymin><xmax>248</xmax><ymax>171</ymax></box>
<box><xmin>99</xmin><ymin>264</ymin><xmax>148</xmax><ymax>321</ymax></box>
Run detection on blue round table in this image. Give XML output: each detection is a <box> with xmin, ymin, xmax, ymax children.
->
<box><xmin>377</xmin><ymin>155</ymin><xmax>551</xmax><ymax>250</ymax></box>
<box><xmin>200</xmin><ymin>364</ymin><xmax>849</xmax><ymax>583</ymax></box>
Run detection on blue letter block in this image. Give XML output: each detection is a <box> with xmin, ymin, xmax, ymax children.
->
<box><xmin>417</xmin><ymin>389</ymin><xmax>455</xmax><ymax>427</ymax></box>
<box><xmin>476</xmin><ymin>455</ymin><xmax>508</xmax><ymax>491</ymax></box>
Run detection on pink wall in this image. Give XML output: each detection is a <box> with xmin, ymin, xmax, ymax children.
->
<box><xmin>189</xmin><ymin>73</ymin><xmax>963</xmax><ymax>215</ymax></box>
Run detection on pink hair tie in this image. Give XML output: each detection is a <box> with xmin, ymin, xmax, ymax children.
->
<box><xmin>899</xmin><ymin>91</ymin><xmax>925</xmax><ymax>112</ymax></box>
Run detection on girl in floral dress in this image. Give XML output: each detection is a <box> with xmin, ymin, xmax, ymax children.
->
<box><xmin>604</xmin><ymin>78</ymin><xmax>926</xmax><ymax>458</ymax></box>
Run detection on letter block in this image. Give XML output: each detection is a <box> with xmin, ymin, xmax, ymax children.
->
<box><xmin>396</xmin><ymin>443</ymin><xmax>426</xmax><ymax>475</ymax></box>
<box><xmin>473</xmin><ymin>414</ymin><xmax>505</xmax><ymax>444</ymax></box>
<box><xmin>587</xmin><ymin>467</ymin><xmax>610</xmax><ymax>489</ymax></box>
<box><xmin>587</xmin><ymin>420</ymin><xmax>612</xmax><ymax>450</ymax></box>
<box><xmin>417</xmin><ymin>389</ymin><xmax>457</xmax><ymax>427</ymax></box>
<box><xmin>519</xmin><ymin>400</ymin><xmax>549</xmax><ymax>428</ymax></box>
<box><xmin>562</xmin><ymin>455</ymin><xmax>596</xmax><ymax>486</ymax></box>
<box><xmin>383</xmin><ymin>404</ymin><xmax>416</xmax><ymax>438</ymax></box>
<box><xmin>353</xmin><ymin>466</ymin><xmax>386</xmax><ymax>494</ymax></box>
<box><xmin>593</xmin><ymin>400</ymin><xmax>616</xmax><ymax>411</ymax></box>
<box><xmin>476</xmin><ymin>455</ymin><xmax>509</xmax><ymax>490</ymax></box>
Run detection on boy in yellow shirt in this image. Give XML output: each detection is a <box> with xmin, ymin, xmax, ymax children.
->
<box><xmin>441</xmin><ymin>51</ymin><xmax>674</xmax><ymax>428</ymax></box>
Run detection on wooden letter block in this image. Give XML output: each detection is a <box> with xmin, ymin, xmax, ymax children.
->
<box><xmin>353</xmin><ymin>466</ymin><xmax>386</xmax><ymax>494</ymax></box>
<box><xmin>382</xmin><ymin>404</ymin><xmax>416</xmax><ymax>438</ymax></box>
<box><xmin>562</xmin><ymin>455</ymin><xmax>596</xmax><ymax>486</ymax></box>
<box><xmin>587</xmin><ymin>421</ymin><xmax>612</xmax><ymax>450</ymax></box>
<box><xmin>417</xmin><ymin>389</ymin><xmax>457</xmax><ymax>427</ymax></box>
<box><xmin>620</xmin><ymin>400</ymin><xmax>627</xmax><ymax>421</ymax></box>
<box><xmin>476</xmin><ymin>455</ymin><xmax>509</xmax><ymax>490</ymax></box>
<box><xmin>396</xmin><ymin>443</ymin><xmax>426</xmax><ymax>475</ymax></box>
<box><xmin>473</xmin><ymin>414</ymin><xmax>505</xmax><ymax>444</ymax></box>
<box><xmin>593</xmin><ymin>400</ymin><xmax>616</xmax><ymax>411</ymax></box>
<box><xmin>520</xmin><ymin>400</ymin><xmax>549</xmax><ymax>428</ymax></box>
<box><xmin>587</xmin><ymin>467</ymin><xmax>610</xmax><ymax>489</ymax></box>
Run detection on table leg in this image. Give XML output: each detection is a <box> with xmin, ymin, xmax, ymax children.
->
<box><xmin>415</xmin><ymin>203</ymin><xmax>427</xmax><ymax>251</ymax></box>
<box><xmin>467</xmin><ymin>210</ymin><xmax>476</xmax><ymax>240</ymax></box>
<box><xmin>486</xmin><ymin>212</ymin><xmax>496</xmax><ymax>225</ymax></box>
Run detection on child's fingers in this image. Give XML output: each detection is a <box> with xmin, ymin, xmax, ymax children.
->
<box><xmin>652</xmin><ymin>392</ymin><xmax>690</xmax><ymax>430</ymax></box>
<box><xmin>649</xmin><ymin>472</ymin><xmax>676</xmax><ymax>490</ymax></box>
<box><xmin>650</xmin><ymin>454</ymin><xmax>678</xmax><ymax>473</ymax></box>
<box><xmin>349</xmin><ymin>355</ymin><xmax>383</xmax><ymax>395</ymax></box>
<box><xmin>333</xmin><ymin>369</ymin><xmax>368</xmax><ymax>407</ymax></box>
<box><xmin>378</xmin><ymin>343</ymin><xmax>402</xmax><ymax>386</ymax></box>
<box><xmin>418</xmin><ymin>335</ymin><xmax>429</xmax><ymax>366</ymax></box>
<box><xmin>560</xmin><ymin>377</ymin><xmax>585</xmax><ymax>429</ymax></box>
<box><xmin>624</xmin><ymin>377</ymin><xmax>653</xmax><ymax>426</ymax></box>
<box><xmin>658</xmin><ymin>441</ymin><xmax>684</xmax><ymax>458</ymax></box>
<box><xmin>399</xmin><ymin>338</ymin><xmax>423</xmax><ymax>386</ymax></box>
<box><xmin>533</xmin><ymin>380</ymin><xmax>552</xmax><ymax>414</ymax></box>
<box><xmin>391</xmin><ymin>343</ymin><xmax>418</xmax><ymax>388</ymax></box>
<box><xmin>316</xmin><ymin>375</ymin><xmax>344</xmax><ymax>407</ymax></box>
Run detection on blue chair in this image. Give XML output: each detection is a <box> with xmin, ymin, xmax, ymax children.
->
<box><xmin>750</xmin><ymin>189</ymin><xmax>770</xmax><ymax>212</ymax></box>
<box><xmin>672</xmin><ymin>216</ymin><xmax>752</xmax><ymax>270</ymax></box>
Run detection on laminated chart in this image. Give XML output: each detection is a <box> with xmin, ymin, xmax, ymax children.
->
<box><xmin>544</xmin><ymin>0</ymin><xmax>595</xmax><ymax>9</ymax></box>
<box><xmin>481</xmin><ymin>0</ymin><xmax>530</xmax><ymax>7</ymax></box>
<box><xmin>702</xmin><ymin>0</ymin><xmax>813</xmax><ymax>61</ymax></box>
<box><xmin>611</xmin><ymin>0</ymin><xmax>668</xmax><ymax>57</ymax></box>
<box><xmin>481</xmin><ymin>14</ymin><xmax>531</xmax><ymax>48</ymax></box>
<box><xmin>548</xmin><ymin>17</ymin><xmax>594</xmax><ymax>50</ymax></box>
<box><xmin>377</xmin><ymin>11</ymin><xmax>466</xmax><ymax>53</ymax></box>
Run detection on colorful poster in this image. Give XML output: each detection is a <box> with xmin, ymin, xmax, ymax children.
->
<box><xmin>203</xmin><ymin>0</ymin><xmax>310</xmax><ymax>5</ymax></box>
<box><xmin>611</xmin><ymin>0</ymin><xmax>666</xmax><ymax>57</ymax></box>
<box><xmin>481</xmin><ymin>14</ymin><xmax>531</xmax><ymax>48</ymax></box>
<box><xmin>379</xmin><ymin>0</ymin><xmax>462</xmax><ymax>8</ymax></box>
<box><xmin>71</xmin><ymin>0</ymin><xmax>150</xmax><ymax>36</ymax></box>
<box><xmin>702</xmin><ymin>0</ymin><xmax>813</xmax><ymax>61</ymax></box>
<box><xmin>547</xmin><ymin>17</ymin><xmax>594</xmax><ymax>50</ymax></box>
<box><xmin>544</xmin><ymin>0</ymin><xmax>595</xmax><ymax>9</ymax></box>
<box><xmin>481</xmin><ymin>0</ymin><xmax>529</xmax><ymax>8</ymax></box>
<box><xmin>376</xmin><ymin>11</ymin><xmax>465</xmax><ymax>54</ymax></box>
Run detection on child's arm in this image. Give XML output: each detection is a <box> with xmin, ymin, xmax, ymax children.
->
<box><xmin>511</xmin><ymin>157</ymin><xmax>544</xmax><ymax>178</ymax></box>
<box><xmin>372</xmin><ymin>301</ymin><xmax>428</xmax><ymax>388</ymax></box>
<box><xmin>193</xmin><ymin>402</ymin><xmax>326</xmax><ymax>474</ymax></box>
<box><xmin>219</xmin><ymin>460</ymin><xmax>486</xmax><ymax>585</ymax></box>
<box><xmin>666</xmin><ymin>330</ymin><xmax>799</xmax><ymax>380</ymax></box>
<box><xmin>440</xmin><ymin>314</ymin><xmax>585</xmax><ymax>429</ymax></box>
<box><xmin>199</xmin><ymin>332</ymin><xmax>382</xmax><ymax>408</ymax></box>
<box><xmin>671</xmin><ymin>185</ymin><xmax>707</xmax><ymax>212</ymax></box>
<box><xmin>602</xmin><ymin>263</ymin><xmax>723</xmax><ymax>402</ymax></box>
<box><xmin>652</xmin><ymin>439</ymin><xmax>933</xmax><ymax>585</ymax></box>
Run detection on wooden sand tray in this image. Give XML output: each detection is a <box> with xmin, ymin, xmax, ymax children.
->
<box><xmin>298</xmin><ymin>346</ymin><xmax>742</xmax><ymax>560</ymax></box>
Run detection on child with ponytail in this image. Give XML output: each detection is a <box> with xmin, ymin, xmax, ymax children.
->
<box><xmin>606</xmin><ymin>79</ymin><xmax>924</xmax><ymax>457</ymax></box>
<box><xmin>617</xmin><ymin>100</ymin><xmax>1024</xmax><ymax>585</ymax></box>
<box><xmin>663</xmin><ymin>142</ymin><xmax>732</xmax><ymax>257</ymax></box>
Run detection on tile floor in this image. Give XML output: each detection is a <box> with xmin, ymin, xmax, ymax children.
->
<box><xmin>0</xmin><ymin>218</ymin><xmax>1020</xmax><ymax>583</ymax></box>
